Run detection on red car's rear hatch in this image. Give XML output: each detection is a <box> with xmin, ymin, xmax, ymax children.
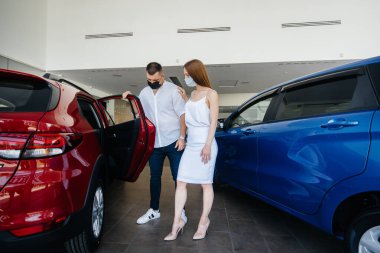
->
<box><xmin>0</xmin><ymin>69</ymin><xmax>59</xmax><ymax>190</ymax></box>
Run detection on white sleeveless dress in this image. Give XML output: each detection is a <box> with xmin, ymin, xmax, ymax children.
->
<box><xmin>176</xmin><ymin>96</ymin><xmax>218</xmax><ymax>184</ymax></box>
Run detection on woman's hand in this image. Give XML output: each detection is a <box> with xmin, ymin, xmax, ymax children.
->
<box><xmin>200</xmin><ymin>143</ymin><xmax>212</xmax><ymax>164</ymax></box>
<box><xmin>178</xmin><ymin>87</ymin><xmax>188</xmax><ymax>101</ymax></box>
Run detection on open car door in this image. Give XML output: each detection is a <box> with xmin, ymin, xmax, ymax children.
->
<box><xmin>98</xmin><ymin>95</ymin><xmax>155</xmax><ymax>182</ymax></box>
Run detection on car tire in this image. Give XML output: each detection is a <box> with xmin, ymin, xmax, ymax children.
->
<box><xmin>65</xmin><ymin>180</ymin><xmax>105</xmax><ymax>253</ymax></box>
<box><xmin>345</xmin><ymin>208</ymin><xmax>380</xmax><ymax>253</ymax></box>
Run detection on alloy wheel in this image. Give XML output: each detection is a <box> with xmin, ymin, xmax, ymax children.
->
<box><xmin>92</xmin><ymin>186</ymin><xmax>104</xmax><ymax>238</ymax></box>
<box><xmin>359</xmin><ymin>225</ymin><xmax>380</xmax><ymax>253</ymax></box>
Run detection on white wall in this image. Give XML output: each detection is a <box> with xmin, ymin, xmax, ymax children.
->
<box><xmin>46</xmin><ymin>0</ymin><xmax>380</xmax><ymax>70</ymax></box>
<box><xmin>219</xmin><ymin>93</ymin><xmax>256</xmax><ymax>107</ymax></box>
<box><xmin>0</xmin><ymin>0</ymin><xmax>47</xmax><ymax>70</ymax></box>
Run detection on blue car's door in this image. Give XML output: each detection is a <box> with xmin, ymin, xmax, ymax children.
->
<box><xmin>256</xmin><ymin>69</ymin><xmax>378</xmax><ymax>215</ymax></box>
<box><xmin>215</xmin><ymin>95</ymin><xmax>274</xmax><ymax>191</ymax></box>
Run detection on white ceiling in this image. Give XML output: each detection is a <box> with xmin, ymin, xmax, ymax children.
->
<box><xmin>51</xmin><ymin>60</ymin><xmax>355</xmax><ymax>96</ymax></box>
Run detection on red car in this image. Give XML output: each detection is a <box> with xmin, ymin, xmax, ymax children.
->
<box><xmin>0</xmin><ymin>69</ymin><xmax>155</xmax><ymax>252</ymax></box>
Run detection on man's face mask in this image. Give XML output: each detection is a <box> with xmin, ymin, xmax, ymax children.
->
<box><xmin>147</xmin><ymin>80</ymin><xmax>161</xmax><ymax>89</ymax></box>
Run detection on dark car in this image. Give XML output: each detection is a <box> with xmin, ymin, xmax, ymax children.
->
<box><xmin>215</xmin><ymin>56</ymin><xmax>380</xmax><ymax>253</ymax></box>
<box><xmin>0</xmin><ymin>69</ymin><xmax>155</xmax><ymax>252</ymax></box>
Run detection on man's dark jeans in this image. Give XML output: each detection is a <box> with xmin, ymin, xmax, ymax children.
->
<box><xmin>149</xmin><ymin>141</ymin><xmax>183</xmax><ymax>210</ymax></box>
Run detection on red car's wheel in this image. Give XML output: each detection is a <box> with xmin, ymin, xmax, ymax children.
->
<box><xmin>65</xmin><ymin>180</ymin><xmax>105</xmax><ymax>253</ymax></box>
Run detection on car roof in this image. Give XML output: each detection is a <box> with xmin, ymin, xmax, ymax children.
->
<box><xmin>241</xmin><ymin>56</ymin><xmax>380</xmax><ymax>108</ymax></box>
<box><xmin>0</xmin><ymin>68</ymin><xmax>60</xmax><ymax>89</ymax></box>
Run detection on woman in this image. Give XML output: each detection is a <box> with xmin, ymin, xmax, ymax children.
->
<box><xmin>164</xmin><ymin>59</ymin><xmax>218</xmax><ymax>241</ymax></box>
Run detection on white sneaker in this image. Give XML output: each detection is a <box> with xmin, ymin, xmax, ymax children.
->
<box><xmin>181</xmin><ymin>209</ymin><xmax>188</xmax><ymax>224</ymax></box>
<box><xmin>136</xmin><ymin>208</ymin><xmax>161</xmax><ymax>224</ymax></box>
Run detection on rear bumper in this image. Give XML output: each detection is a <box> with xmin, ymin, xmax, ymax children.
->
<box><xmin>0</xmin><ymin>210</ymin><xmax>85</xmax><ymax>252</ymax></box>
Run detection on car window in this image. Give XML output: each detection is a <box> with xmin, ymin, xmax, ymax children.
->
<box><xmin>104</xmin><ymin>110</ymin><xmax>115</xmax><ymax>126</ymax></box>
<box><xmin>102</xmin><ymin>98</ymin><xmax>136</xmax><ymax>125</ymax></box>
<box><xmin>275</xmin><ymin>74</ymin><xmax>376</xmax><ymax>121</ymax></box>
<box><xmin>231</xmin><ymin>97</ymin><xmax>272</xmax><ymax>128</ymax></box>
<box><xmin>130</xmin><ymin>99</ymin><xmax>140</xmax><ymax>119</ymax></box>
<box><xmin>77</xmin><ymin>99</ymin><xmax>102</xmax><ymax>129</ymax></box>
<box><xmin>0</xmin><ymin>80</ymin><xmax>51</xmax><ymax>112</ymax></box>
<box><xmin>368</xmin><ymin>62</ymin><xmax>380</xmax><ymax>100</ymax></box>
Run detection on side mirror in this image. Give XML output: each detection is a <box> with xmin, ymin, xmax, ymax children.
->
<box><xmin>217</xmin><ymin>120</ymin><xmax>224</xmax><ymax>130</ymax></box>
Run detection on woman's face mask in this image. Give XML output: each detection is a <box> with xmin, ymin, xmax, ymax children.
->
<box><xmin>184</xmin><ymin>76</ymin><xmax>196</xmax><ymax>87</ymax></box>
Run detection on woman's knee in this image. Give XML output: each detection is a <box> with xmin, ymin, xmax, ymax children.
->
<box><xmin>176</xmin><ymin>180</ymin><xmax>187</xmax><ymax>189</ymax></box>
<box><xmin>201</xmin><ymin>184</ymin><xmax>213</xmax><ymax>190</ymax></box>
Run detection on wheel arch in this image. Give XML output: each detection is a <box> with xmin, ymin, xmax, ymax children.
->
<box><xmin>332</xmin><ymin>191</ymin><xmax>380</xmax><ymax>237</ymax></box>
<box><xmin>82</xmin><ymin>154</ymin><xmax>108</xmax><ymax>210</ymax></box>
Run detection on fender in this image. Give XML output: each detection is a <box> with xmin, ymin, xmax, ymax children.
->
<box><xmin>83</xmin><ymin>154</ymin><xmax>107</xmax><ymax>209</ymax></box>
<box><xmin>319</xmin><ymin>175</ymin><xmax>380</xmax><ymax>235</ymax></box>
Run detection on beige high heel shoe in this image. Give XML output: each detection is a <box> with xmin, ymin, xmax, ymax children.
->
<box><xmin>193</xmin><ymin>218</ymin><xmax>210</xmax><ymax>240</ymax></box>
<box><xmin>164</xmin><ymin>219</ymin><xmax>185</xmax><ymax>241</ymax></box>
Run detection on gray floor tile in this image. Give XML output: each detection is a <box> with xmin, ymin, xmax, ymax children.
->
<box><xmin>197</xmin><ymin>231</ymin><xmax>234</xmax><ymax>252</ymax></box>
<box><xmin>264</xmin><ymin>235</ymin><xmax>306</xmax><ymax>253</ymax></box>
<box><xmin>96</xmin><ymin>243</ymin><xmax>129</xmax><ymax>253</ymax></box>
<box><xmin>231</xmin><ymin>232</ymin><xmax>270</xmax><ymax>253</ymax></box>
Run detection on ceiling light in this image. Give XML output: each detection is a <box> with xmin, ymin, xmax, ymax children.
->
<box><xmin>218</xmin><ymin>80</ymin><xmax>238</xmax><ymax>87</ymax></box>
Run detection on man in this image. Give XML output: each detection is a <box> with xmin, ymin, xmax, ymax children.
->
<box><xmin>122</xmin><ymin>62</ymin><xmax>187</xmax><ymax>224</ymax></box>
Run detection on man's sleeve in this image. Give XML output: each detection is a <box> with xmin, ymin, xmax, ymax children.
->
<box><xmin>138</xmin><ymin>90</ymin><xmax>146</xmax><ymax>110</ymax></box>
<box><xmin>173</xmin><ymin>89</ymin><xmax>186</xmax><ymax>117</ymax></box>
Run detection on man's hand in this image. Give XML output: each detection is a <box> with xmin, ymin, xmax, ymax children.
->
<box><xmin>122</xmin><ymin>91</ymin><xmax>132</xmax><ymax>99</ymax></box>
<box><xmin>175</xmin><ymin>138</ymin><xmax>186</xmax><ymax>151</ymax></box>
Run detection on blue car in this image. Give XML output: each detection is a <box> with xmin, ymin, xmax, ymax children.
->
<box><xmin>215</xmin><ymin>56</ymin><xmax>380</xmax><ymax>253</ymax></box>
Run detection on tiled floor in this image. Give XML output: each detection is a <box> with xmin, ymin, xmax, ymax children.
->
<box><xmin>34</xmin><ymin>164</ymin><xmax>345</xmax><ymax>253</ymax></box>
<box><xmin>97</xmin><ymin>165</ymin><xmax>345</xmax><ymax>253</ymax></box>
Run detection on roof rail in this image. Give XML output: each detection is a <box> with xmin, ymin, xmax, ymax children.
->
<box><xmin>43</xmin><ymin>73</ymin><xmax>90</xmax><ymax>94</ymax></box>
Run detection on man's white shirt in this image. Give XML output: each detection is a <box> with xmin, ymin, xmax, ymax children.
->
<box><xmin>139</xmin><ymin>81</ymin><xmax>185</xmax><ymax>148</ymax></box>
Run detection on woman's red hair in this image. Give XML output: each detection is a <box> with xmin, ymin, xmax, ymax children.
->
<box><xmin>184</xmin><ymin>59</ymin><xmax>212</xmax><ymax>88</ymax></box>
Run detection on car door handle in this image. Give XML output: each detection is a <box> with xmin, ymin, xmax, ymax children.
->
<box><xmin>242</xmin><ymin>128</ymin><xmax>256</xmax><ymax>135</ymax></box>
<box><xmin>320</xmin><ymin>119</ymin><xmax>359</xmax><ymax>129</ymax></box>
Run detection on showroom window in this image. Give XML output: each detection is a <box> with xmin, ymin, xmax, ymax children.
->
<box><xmin>77</xmin><ymin>99</ymin><xmax>102</xmax><ymax>129</ymax></box>
<box><xmin>231</xmin><ymin>97</ymin><xmax>272</xmax><ymax>128</ymax></box>
<box><xmin>275</xmin><ymin>74</ymin><xmax>376</xmax><ymax>121</ymax></box>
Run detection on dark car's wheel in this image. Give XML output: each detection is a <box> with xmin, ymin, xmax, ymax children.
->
<box><xmin>346</xmin><ymin>209</ymin><xmax>380</xmax><ymax>253</ymax></box>
<box><xmin>65</xmin><ymin>180</ymin><xmax>105</xmax><ymax>253</ymax></box>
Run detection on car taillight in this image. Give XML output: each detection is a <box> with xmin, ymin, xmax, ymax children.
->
<box><xmin>23</xmin><ymin>133</ymin><xmax>83</xmax><ymax>159</ymax></box>
<box><xmin>0</xmin><ymin>134</ymin><xmax>30</xmax><ymax>159</ymax></box>
<box><xmin>0</xmin><ymin>133</ymin><xmax>82</xmax><ymax>159</ymax></box>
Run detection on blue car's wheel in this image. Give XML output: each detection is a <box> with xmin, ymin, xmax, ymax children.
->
<box><xmin>346</xmin><ymin>209</ymin><xmax>380</xmax><ymax>253</ymax></box>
